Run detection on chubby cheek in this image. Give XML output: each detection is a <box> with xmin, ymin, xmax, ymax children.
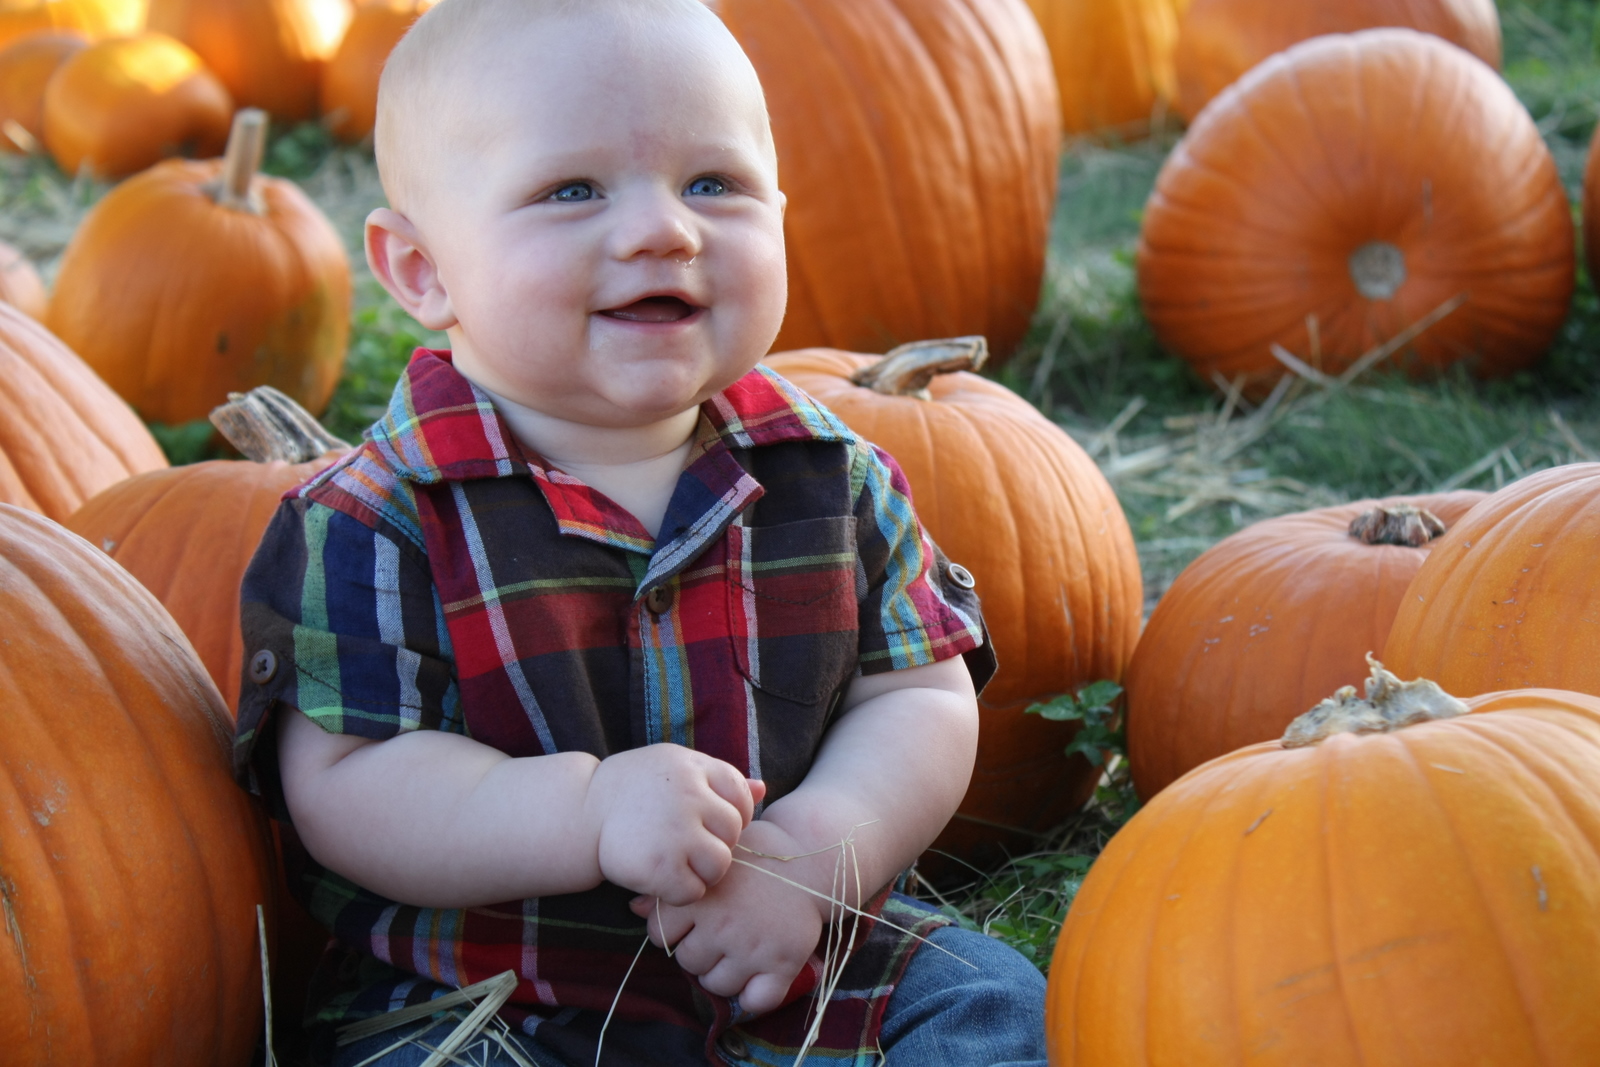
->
<box><xmin>732</xmin><ymin>228</ymin><xmax>788</xmax><ymax>355</ymax></box>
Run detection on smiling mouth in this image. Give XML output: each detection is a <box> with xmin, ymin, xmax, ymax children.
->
<box><xmin>600</xmin><ymin>296</ymin><xmax>700</xmax><ymax>323</ymax></box>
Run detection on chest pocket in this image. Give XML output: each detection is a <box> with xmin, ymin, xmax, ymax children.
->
<box><xmin>726</xmin><ymin>516</ymin><xmax>859</xmax><ymax>705</ymax></box>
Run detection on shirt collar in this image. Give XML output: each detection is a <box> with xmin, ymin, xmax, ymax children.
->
<box><xmin>367</xmin><ymin>349</ymin><xmax>855</xmax><ymax>562</ymax></box>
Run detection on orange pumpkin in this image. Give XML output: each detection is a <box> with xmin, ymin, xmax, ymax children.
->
<box><xmin>320</xmin><ymin>0</ymin><xmax>431</xmax><ymax>142</ymax></box>
<box><xmin>719</xmin><ymin>0</ymin><xmax>1059</xmax><ymax>362</ymax></box>
<box><xmin>1383</xmin><ymin>462</ymin><xmax>1600</xmax><ymax>699</ymax></box>
<box><xmin>0</xmin><ymin>28</ymin><xmax>85</xmax><ymax>153</ymax></box>
<box><xmin>49</xmin><ymin>109</ymin><xmax>352</xmax><ymax>425</ymax></box>
<box><xmin>766</xmin><ymin>340</ymin><xmax>1143</xmax><ymax>868</ymax></box>
<box><xmin>147</xmin><ymin>0</ymin><xmax>352</xmax><ymax>121</ymax></box>
<box><xmin>1026</xmin><ymin>0</ymin><xmax>1184</xmax><ymax>135</ymax></box>
<box><xmin>41</xmin><ymin>30</ymin><xmax>232</xmax><ymax>177</ymax></box>
<box><xmin>0</xmin><ymin>504</ymin><xmax>275</xmax><ymax>1066</ymax></box>
<box><xmin>1174</xmin><ymin>0</ymin><xmax>1501</xmax><ymax>120</ymax></box>
<box><xmin>67</xmin><ymin>387</ymin><xmax>348</xmax><ymax>712</ymax></box>
<box><xmin>0</xmin><ymin>0</ymin><xmax>144</xmax><ymax>48</ymax></box>
<box><xmin>1139</xmin><ymin>29</ymin><xmax>1573</xmax><ymax>390</ymax></box>
<box><xmin>1125</xmin><ymin>492</ymin><xmax>1483</xmax><ymax>800</ymax></box>
<box><xmin>0</xmin><ymin>300</ymin><xmax>167</xmax><ymax>520</ymax></box>
<box><xmin>0</xmin><ymin>236</ymin><xmax>46</xmax><ymax>318</ymax></box>
<box><xmin>1049</xmin><ymin>661</ymin><xmax>1600</xmax><ymax>1066</ymax></box>
<box><xmin>66</xmin><ymin>387</ymin><xmax>347</xmax><ymax>1046</ymax></box>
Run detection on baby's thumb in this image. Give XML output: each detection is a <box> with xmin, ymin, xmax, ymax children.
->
<box><xmin>746</xmin><ymin>778</ymin><xmax>768</xmax><ymax>808</ymax></box>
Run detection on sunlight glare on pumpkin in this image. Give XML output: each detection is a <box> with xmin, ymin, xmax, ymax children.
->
<box><xmin>104</xmin><ymin>36</ymin><xmax>200</xmax><ymax>93</ymax></box>
<box><xmin>305</xmin><ymin>0</ymin><xmax>354</xmax><ymax>56</ymax></box>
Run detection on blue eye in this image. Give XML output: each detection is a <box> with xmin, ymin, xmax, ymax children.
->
<box><xmin>550</xmin><ymin>182</ymin><xmax>595</xmax><ymax>202</ymax></box>
<box><xmin>686</xmin><ymin>176</ymin><xmax>727</xmax><ymax>197</ymax></box>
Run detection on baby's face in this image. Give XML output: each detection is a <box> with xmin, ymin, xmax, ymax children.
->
<box><xmin>409</xmin><ymin>7</ymin><xmax>787</xmax><ymax>430</ymax></box>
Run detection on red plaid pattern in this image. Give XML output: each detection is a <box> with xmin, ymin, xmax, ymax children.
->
<box><xmin>235</xmin><ymin>350</ymin><xmax>993</xmax><ymax>1065</ymax></box>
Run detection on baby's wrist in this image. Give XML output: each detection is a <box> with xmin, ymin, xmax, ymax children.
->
<box><xmin>739</xmin><ymin>816</ymin><xmax>867</xmax><ymax>924</ymax></box>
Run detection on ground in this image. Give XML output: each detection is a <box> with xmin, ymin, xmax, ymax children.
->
<box><xmin>1</xmin><ymin>0</ymin><xmax>1595</xmax><ymax>976</ymax></box>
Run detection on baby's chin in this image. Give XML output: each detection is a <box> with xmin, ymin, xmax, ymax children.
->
<box><xmin>584</xmin><ymin>364</ymin><xmax>757</xmax><ymax>423</ymax></box>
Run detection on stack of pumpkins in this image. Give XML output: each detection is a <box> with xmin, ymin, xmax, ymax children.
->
<box><xmin>0</xmin><ymin>5</ymin><xmax>1106</xmax><ymax>1056</ymax></box>
<box><xmin>1045</xmin><ymin>471</ymin><xmax>1600</xmax><ymax>1064</ymax></box>
<box><xmin>0</xmin><ymin>335</ymin><xmax>1148</xmax><ymax>1059</ymax></box>
<box><xmin>0</xmin><ymin>0</ymin><xmax>435</xmax><ymax>177</ymax></box>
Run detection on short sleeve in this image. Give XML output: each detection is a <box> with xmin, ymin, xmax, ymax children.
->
<box><xmin>851</xmin><ymin>442</ymin><xmax>997</xmax><ymax>693</ymax></box>
<box><xmin>233</xmin><ymin>497</ymin><xmax>459</xmax><ymax>814</ymax></box>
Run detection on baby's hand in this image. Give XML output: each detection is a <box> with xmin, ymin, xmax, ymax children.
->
<box><xmin>584</xmin><ymin>744</ymin><xmax>764</xmax><ymax>905</ymax></box>
<box><xmin>630</xmin><ymin>819</ymin><xmax>829</xmax><ymax>1016</ymax></box>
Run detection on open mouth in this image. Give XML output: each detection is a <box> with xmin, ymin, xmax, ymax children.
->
<box><xmin>599</xmin><ymin>296</ymin><xmax>700</xmax><ymax>323</ymax></box>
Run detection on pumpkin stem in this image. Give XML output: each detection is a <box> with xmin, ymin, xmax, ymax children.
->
<box><xmin>209</xmin><ymin>386</ymin><xmax>349</xmax><ymax>463</ymax></box>
<box><xmin>1347</xmin><ymin>503</ymin><xmax>1446</xmax><ymax>547</ymax></box>
<box><xmin>1282</xmin><ymin>655</ymin><xmax>1468</xmax><ymax>748</ymax></box>
<box><xmin>850</xmin><ymin>336</ymin><xmax>988</xmax><ymax>400</ymax></box>
<box><xmin>211</xmin><ymin>109</ymin><xmax>269</xmax><ymax>214</ymax></box>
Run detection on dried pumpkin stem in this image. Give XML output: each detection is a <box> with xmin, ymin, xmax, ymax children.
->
<box><xmin>209</xmin><ymin>385</ymin><xmax>349</xmax><ymax>463</ymax></box>
<box><xmin>850</xmin><ymin>336</ymin><xmax>988</xmax><ymax>400</ymax></box>
<box><xmin>1347</xmin><ymin>503</ymin><xmax>1446</xmax><ymax>547</ymax></box>
<box><xmin>1282</xmin><ymin>655</ymin><xmax>1468</xmax><ymax>748</ymax></box>
<box><xmin>212</xmin><ymin>109</ymin><xmax>269</xmax><ymax>214</ymax></box>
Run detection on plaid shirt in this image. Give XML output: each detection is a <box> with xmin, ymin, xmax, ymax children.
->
<box><xmin>235</xmin><ymin>350</ymin><xmax>994</xmax><ymax>1066</ymax></box>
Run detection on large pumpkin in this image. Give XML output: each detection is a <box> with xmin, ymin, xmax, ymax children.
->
<box><xmin>0</xmin><ymin>28</ymin><xmax>85</xmax><ymax>154</ymax></box>
<box><xmin>0</xmin><ymin>504</ymin><xmax>275</xmax><ymax>1065</ymax></box>
<box><xmin>0</xmin><ymin>300</ymin><xmax>167</xmax><ymax>520</ymax></box>
<box><xmin>49</xmin><ymin>109</ymin><xmax>351</xmax><ymax>424</ymax></box>
<box><xmin>1139</xmin><ymin>29</ymin><xmax>1572</xmax><ymax>390</ymax></box>
<box><xmin>41</xmin><ymin>30</ymin><xmax>231</xmax><ymax>178</ymax></box>
<box><xmin>147</xmin><ymin>0</ymin><xmax>352</xmax><ymax>121</ymax></box>
<box><xmin>1174</xmin><ymin>0</ymin><xmax>1501</xmax><ymax>120</ymax></box>
<box><xmin>1026</xmin><ymin>0</ymin><xmax>1185</xmax><ymax>135</ymax></box>
<box><xmin>66</xmin><ymin>387</ymin><xmax>348</xmax><ymax>1047</ymax></box>
<box><xmin>1048</xmin><ymin>660</ymin><xmax>1600</xmax><ymax>1065</ymax></box>
<box><xmin>320</xmin><ymin>0</ymin><xmax>432</xmax><ymax>142</ymax></box>
<box><xmin>1125</xmin><ymin>491</ymin><xmax>1483</xmax><ymax>800</ymax></box>
<box><xmin>0</xmin><ymin>0</ymin><xmax>143</xmax><ymax>49</ymax></box>
<box><xmin>1383</xmin><ymin>463</ymin><xmax>1600</xmax><ymax>699</ymax></box>
<box><xmin>718</xmin><ymin>0</ymin><xmax>1059</xmax><ymax>362</ymax></box>
<box><xmin>766</xmin><ymin>340</ymin><xmax>1143</xmax><ymax>869</ymax></box>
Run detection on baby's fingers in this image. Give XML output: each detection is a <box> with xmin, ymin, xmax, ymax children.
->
<box><xmin>702</xmin><ymin>761</ymin><xmax>759</xmax><ymax>833</ymax></box>
<box><xmin>732</xmin><ymin>971</ymin><xmax>794</xmax><ymax>1017</ymax></box>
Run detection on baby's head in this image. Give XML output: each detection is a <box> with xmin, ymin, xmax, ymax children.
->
<box><xmin>365</xmin><ymin>0</ymin><xmax>788</xmax><ymax>432</ymax></box>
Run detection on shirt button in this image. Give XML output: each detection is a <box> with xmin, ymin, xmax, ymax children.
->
<box><xmin>644</xmin><ymin>585</ymin><xmax>674</xmax><ymax>614</ymax></box>
<box><xmin>945</xmin><ymin>562</ymin><xmax>977</xmax><ymax>590</ymax></box>
<box><xmin>248</xmin><ymin>649</ymin><xmax>278</xmax><ymax>684</ymax></box>
<box><xmin>716</xmin><ymin>1029</ymin><xmax>749</xmax><ymax>1061</ymax></box>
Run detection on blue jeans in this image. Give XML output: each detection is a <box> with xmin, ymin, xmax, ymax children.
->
<box><xmin>331</xmin><ymin>897</ymin><xmax>1047</xmax><ymax>1067</ymax></box>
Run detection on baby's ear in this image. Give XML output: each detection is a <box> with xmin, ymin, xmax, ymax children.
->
<box><xmin>365</xmin><ymin>208</ymin><xmax>456</xmax><ymax>331</ymax></box>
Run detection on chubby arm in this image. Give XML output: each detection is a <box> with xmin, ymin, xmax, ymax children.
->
<box><xmin>638</xmin><ymin>655</ymin><xmax>978</xmax><ymax>1012</ymax></box>
<box><xmin>278</xmin><ymin>711</ymin><xmax>763</xmax><ymax>909</ymax></box>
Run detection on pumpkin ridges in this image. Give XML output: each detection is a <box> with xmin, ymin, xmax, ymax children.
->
<box><xmin>723</xmin><ymin>0</ymin><xmax>1055</xmax><ymax>359</ymax></box>
<box><xmin>1140</xmin><ymin>29</ymin><xmax>1572</xmax><ymax>387</ymax></box>
<box><xmin>1126</xmin><ymin>491</ymin><xmax>1484</xmax><ymax>799</ymax></box>
<box><xmin>0</xmin><ymin>505</ymin><xmax>273</xmax><ymax>1064</ymax></box>
<box><xmin>1052</xmin><ymin>684</ymin><xmax>1600</xmax><ymax>1064</ymax></box>
<box><xmin>1394</xmin><ymin>729</ymin><xmax>1580</xmax><ymax>1054</ymax></box>
<box><xmin>1383</xmin><ymin>465</ymin><xmax>1600</xmax><ymax>697</ymax></box>
<box><xmin>0</xmin><ymin>303</ymin><xmax>167</xmax><ymax>520</ymax></box>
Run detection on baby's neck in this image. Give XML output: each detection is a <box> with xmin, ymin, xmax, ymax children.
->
<box><xmin>481</xmin><ymin>386</ymin><xmax>700</xmax><ymax>540</ymax></box>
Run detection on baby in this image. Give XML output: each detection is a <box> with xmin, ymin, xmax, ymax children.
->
<box><xmin>233</xmin><ymin>1</ymin><xmax>1048</xmax><ymax>1064</ymax></box>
